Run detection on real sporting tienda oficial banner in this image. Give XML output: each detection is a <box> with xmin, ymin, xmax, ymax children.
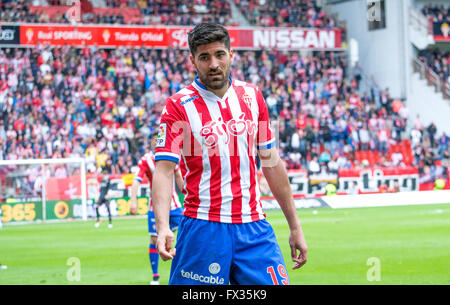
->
<box><xmin>16</xmin><ymin>24</ymin><xmax>343</xmax><ymax>50</ymax></box>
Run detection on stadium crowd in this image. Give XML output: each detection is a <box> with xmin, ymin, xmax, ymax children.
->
<box><xmin>417</xmin><ymin>49</ymin><xmax>450</xmax><ymax>86</ymax></box>
<box><xmin>0</xmin><ymin>0</ymin><xmax>448</xmax><ymax>183</ymax></box>
<box><xmin>421</xmin><ymin>3</ymin><xmax>450</xmax><ymax>23</ymax></box>
<box><xmin>0</xmin><ymin>0</ymin><xmax>233</xmax><ymax>26</ymax></box>
<box><xmin>1</xmin><ymin>41</ymin><xmax>448</xmax><ymax>180</ymax></box>
<box><xmin>0</xmin><ymin>0</ymin><xmax>345</xmax><ymax>28</ymax></box>
<box><xmin>235</xmin><ymin>0</ymin><xmax>338</xmax><ymax>28</ymax></box>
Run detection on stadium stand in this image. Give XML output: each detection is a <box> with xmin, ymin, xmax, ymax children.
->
<box><xmin>0</xmin><ymin>0</ymin><xmax>447</xmax><ymax>186</ymax></box>
<box><xmin>234</xmin><ymin>0</ymin><xmax>337</xmax><ymax>28</ymax></box>
<box><xmin>421</xmin><ymin>3</ymin><xmax>449</xmax><ymax>23</ymax></box>
<box><xmin>0</xmin><ymin>43</ymin><xmax>422</xmax><ymax>175</ymax></box>
<box><xmin>0</xmin><ymin>0</ymin><xmax>233</xmax><ymax>25</ymax></box>
<box><xmin>417</xmin><ymin>49</ymin><xmax>449</xmax><ymax>87</ymax></box>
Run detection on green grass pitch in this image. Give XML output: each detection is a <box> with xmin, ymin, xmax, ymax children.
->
<box><xmin>1</xmin><ymin>204</ymin><xmax>449</xmax><ymax>285</ymax></box>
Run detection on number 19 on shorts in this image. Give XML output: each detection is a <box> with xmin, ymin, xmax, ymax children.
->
<box><xmin>267</xmin><ymin>265</ymin><xmax>289</xmax><ymax>285</ymax></box>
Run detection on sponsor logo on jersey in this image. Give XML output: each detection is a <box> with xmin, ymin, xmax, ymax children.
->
<box><xmin>200</xmin><ymin>113</ymin><xmax>257</xmax><ymax>148</ymax></box>
<box><xmin>156</xmin><ymin>123</ymin><xmax>167</xmax><ymax>148</ymax></box>
<box><xmin>181</xmin><ymin>95</ymin><xmax>199</xmax><ymax>106</ymax></box>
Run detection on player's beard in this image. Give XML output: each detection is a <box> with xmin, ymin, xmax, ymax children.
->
<box><xmin>197</xmin><ymin>65</ymin><xmax>231</xmax><ymax>91</ymax></box>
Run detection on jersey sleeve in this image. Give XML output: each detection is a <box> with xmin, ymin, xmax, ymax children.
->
<box><xmin>255</xmin><ymin>88</ymin><xmax>275</xmax><ymax>150</ymax></box>
<box><xmin>154</xmin><ymin>97</ymin><xmax>186</xmax><ymax>164</ymax></box>
<box><xmin>134</xmin><ymin>158</ymin><xmax>148</xmax><ymax>183</ymax></box>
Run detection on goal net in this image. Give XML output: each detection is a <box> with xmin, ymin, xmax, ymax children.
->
<box><xmin>0</xmin><ymin>158</ymin><xmax>87</xmax><ymax>224</ymax></box>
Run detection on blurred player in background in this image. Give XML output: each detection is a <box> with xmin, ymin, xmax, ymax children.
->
<box><xmin>95</xmin><ymin>169</ymin><xmax>113</xmax><ymax>228</ymax></box>
<box><xmin>130</xmin><ymin>130</ymin><xmax>184</xmax><ymax>285</ymax></box>
<box><xmin>152</xmin><ymin>23</ymin><xmax>307</xmax><ymax>285</ymax></box>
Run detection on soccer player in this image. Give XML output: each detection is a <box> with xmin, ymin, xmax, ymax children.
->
<box><xmin>94</xmin><ymin>169</ymin><xmax>113</xmax><ymax>228</ymax></box>
<box><xmin>130</xmin><ymin>131</ymin><xmax>184</xmax><ymax>285</ymax></box>
<box><xmin>152</xmin><ymin>23</ymin><xmax>308</xmax><ymax>285</ymax></box>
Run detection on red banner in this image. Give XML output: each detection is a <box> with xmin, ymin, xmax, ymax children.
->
<box><xmin>46</xmin><ymin>175</ymin><xmax>82</xmax><ymax>201</ymax></box>
<box><xmin>18</xmin><ymin>24</ymin><xmax>343</xmax><ymax>50</ymax></box>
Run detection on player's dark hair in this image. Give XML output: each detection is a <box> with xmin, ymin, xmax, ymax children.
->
<box><xmin>188</xmin><ymin>23</ymin><xmax>230</xmax><ymax>56</ymax></box>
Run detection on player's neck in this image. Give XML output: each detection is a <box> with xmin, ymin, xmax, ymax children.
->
<box><xmin>208</xmin><ymin>82</ymin><xmax>230</xmax><ymax>99</ymax></box>
<box><xmin>196</xmin><ymin>76</ymin><xmax>231</xmax><ymax>99</ymax></box>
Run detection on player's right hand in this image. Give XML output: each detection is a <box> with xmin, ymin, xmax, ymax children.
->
<box><xmin>290</xmin><ymin>228</ymin><xmax>308</xmax><ymax>270</ymax></box>
<box><xmin>156</xmin><ymin>228</ymin><xmax>176</xmax><ymax>261</ymax></box>
<box><xmin>129</xmin><ymin>200</ymin><xmax>137</xmax><ymax>215</ymax></box>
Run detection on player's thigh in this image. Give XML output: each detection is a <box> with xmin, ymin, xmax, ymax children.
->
<box><xmin>169</xmin><ymin>217</ymin><xmax>232</xmax><ymax>285</ymax></box>
<box><xmin>230</xmin><ymin>219</ymin><xmax>290</xmax><ymax>285</ymax></box>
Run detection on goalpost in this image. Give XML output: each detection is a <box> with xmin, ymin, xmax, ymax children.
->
<box><xmin>0</xmin><ymin>158</ymin><xmax>88</xmax><ymax>223</ymax></box>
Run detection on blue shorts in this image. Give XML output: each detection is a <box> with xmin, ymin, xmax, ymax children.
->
<box><xmin>169</xmin><ymin>216</ymin><xmax>290</xmax><ymax>285</ymax></box>
<box><xmin>148</xmin><ymin>208</ymin><xmax>183</xmax><ymax>236</ymax></box>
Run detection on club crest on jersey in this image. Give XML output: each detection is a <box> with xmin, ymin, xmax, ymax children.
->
<box><xmin>243</xmin><ymin>93</ymin><xmax>253</xmax><ymax>108</ymax></box>
<box><xmin>156</xmin><ymin>123</ymin><xmax>167</xmax><ymax>147</ymax></box>
<box><xmin>200</xmin><ymin>113</ymin><xmax>257</xmax><ymax>148</ymax></box>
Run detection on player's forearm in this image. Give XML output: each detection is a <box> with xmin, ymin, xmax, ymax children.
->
<box><xmin>152</xmin><ymin>167</ymin><xmax>174</xmax><ymax>230</ymax></box>
<box><xmin>262</xmin><ymin>160</ymin><xmax>302</xmax><ymax>231</ymax></box>
<box><xmin>130</xmin><ymin>181</ymin><xmax>140</xmax><ymax>201</ymax></box>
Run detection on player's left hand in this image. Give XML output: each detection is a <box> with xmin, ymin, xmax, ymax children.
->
<box><xmin>289</xmin><ymin>228</ymin><xmax>308</xmax><ymax>270</ymax></box>
<box><xmin>156</xmin><ymin>227</ymin><xmax>176</xmax><ymax>261</ymax></box>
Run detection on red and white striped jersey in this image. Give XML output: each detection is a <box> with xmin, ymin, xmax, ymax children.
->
<box><xmin>155</xmin><ymin>76</ymin><xmax>275</xmax><ymax>223</ymax></box>
<box><xmin>134</xmin><ymin>151</ymin><xmax>182</xmax><ymax>211</ymax></box>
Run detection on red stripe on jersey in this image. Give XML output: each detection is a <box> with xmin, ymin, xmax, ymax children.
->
<box><xmin>193</xmin><ymin>96</ymin><xmax>223</xmax><ymax>222</ymax></box>
<box><xmin>221</xmin><ymin>97</ymin><xmax>243</xmax><ymax>224</ymax></box>
<box><xmin>233</xmin><ymin>84</ymin><xmax>260</xmax><ymax>222</ymax></box>
<box><xmin>181</xmin><ymin>136</ymin><xmax>203</xmax><ymax>219</ymax></box>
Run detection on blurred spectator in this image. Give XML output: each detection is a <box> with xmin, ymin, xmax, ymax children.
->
<box><xmin>308</xmin><ymin>156</ymin><xmax>320</xmax><ymax>173</ymax></box>
<box><xmin>348</xmin><ymin>181</ymin><xmax>359</xmax><ymax>195</ymax></box>
<box><xmin>390</xmin><ymin>149</ymin><xmax>404</xmax><ymax>167</ymax></box>
<box><xmin>417</xmin><ymin>49</ymin><xmax>449</xmax><ymax>86</ymax></box>
<box><xmin>421</xmin><ymin>4</ymin><xmax>450</xmax><ymax>23</ymax></box>
<box><xmin>389</xmin><ymin>180</ymin><xmax>400</xmax><ymax>193</ymax></box>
